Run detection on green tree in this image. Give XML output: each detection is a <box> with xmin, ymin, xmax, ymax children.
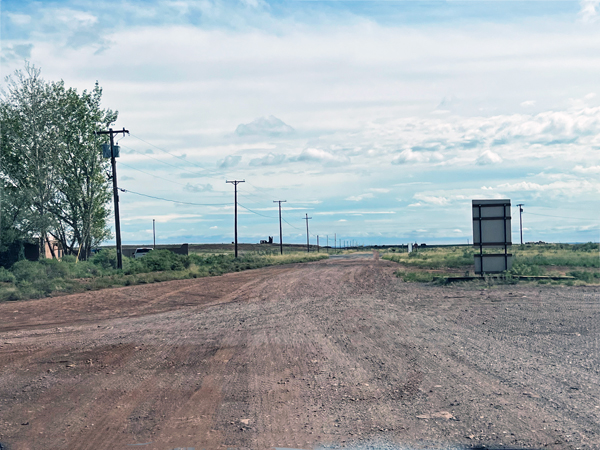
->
<box><xmin>49</xmin><ymin>81</ymin><xmax>117</xmax><ymax>259</ymax></box>
<box><xmin>0</xmin><ymin>63</ymin><xmax>117</xmax><ymax>262</ymax></box>
<box><xmin>0</xmin><ymin>63</ymin><xmax>59</xmax><ymax>259</ymax></box>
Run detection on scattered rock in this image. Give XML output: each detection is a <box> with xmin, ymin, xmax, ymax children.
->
<box><xmin>417</xmin><ymin>411</ymin><xmax>453</xmax><ymax>420</ymax></box>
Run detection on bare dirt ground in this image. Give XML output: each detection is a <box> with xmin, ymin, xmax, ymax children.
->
<box><xmin>0</xmin><ymin>254</ymin><xmax>598</xmax><ymax>450</ymax></box>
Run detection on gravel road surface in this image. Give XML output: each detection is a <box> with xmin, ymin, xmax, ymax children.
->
<box><xmin>0</xmin><ymin>254</ymin><xmax>598</xmax><ymax>450</ymax></box>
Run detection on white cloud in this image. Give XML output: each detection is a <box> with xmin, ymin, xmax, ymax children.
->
<box><xmin>210</xmin><ymin>226</ymin><xmax>218</xmax><ymax>229</ymax></box>
<box><xmin>413</xmin><ymin>194</ymin><xmax>450</xmax><ymax>206</ymax></box>
<box><xmin>579</xmin><ymin>0</ymin><xmax>600</xmax><ymax>22</ymax></box>
<box><xmin>184</xmin><ymin>183</ymin><xmax>213</xmax><ymax>193</ymax></box>
<box><xmin>520</xmin><ymin>100</ymin><xmax>536</xmax><ymax>107</ymax></box>
<box><xmin>217</xmin><ymin>155</ymin><xmax>241</xmax><ymax>169</ymax></box>
<box><xmin>249</xmin><ymin>153</ymin><xmax>287</xmax><ymax>166</ymax></box>
<box><xmin>392</xmin><ymin>149</ymin><xmax>444</xmax><ymax>165</ymax></box>
<box><xmin>345</xmin><ymin>193</ymin><xmax>374</xmax><ymax>202</ymax></box>
<box><xmin>6</xmin><ymin>13</ymin><xmax>32</xmax><ymax>25</ymax></box>
<box><xmin>476</xmin><ymin>150</ymin><xmax>503</xmax><ymax>165</ymax></box>
<box><xmin>235</xmin><ymin>115</ymin><xmax>294</xmax><ymax>137</ymax></box>
<box><xmin>573</xmin><ymin>165</ymin><xmax>600</xmax><ymax>173</ymax></box>
<box><xmin>453</xmin><ymin>229</ymin><xmax>462</xmax><ymax>233</ymax></box>
<box><xmin>294</xmin><ymin>148</ymin><xmax>349</xmax><ymax>165</ymax></box>
<box><xmin>369</xmin><ymin>188</ymin><xmax>390</xmax><ymax>193</ymax></box>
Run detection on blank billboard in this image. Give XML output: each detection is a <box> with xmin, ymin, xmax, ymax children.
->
<box><xmin>472</xmin><ymin>199</ymin><xmax>511</xmax><ymax>247</ymax></box>
<box><xmin>474</xmin><ymin>254</ymin><xmax>513</xmax><ymax>274</ymax></box>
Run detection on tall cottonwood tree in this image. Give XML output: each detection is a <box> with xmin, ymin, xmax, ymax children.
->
<box><xmin>0</xmin><ymin>64</ymin><xmax>59</xmax><ymax>258</ymax></box>
<box><xmin>50</xmin><ymin>82</ymin><xmax>117</xmax><ymax>259</ymax></box>
<box><xmin>0</xmin><ymin>63</ymin><xmax>117</xmax><ymax>261</ymax></box>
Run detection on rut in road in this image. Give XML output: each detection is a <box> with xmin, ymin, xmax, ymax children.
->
<box><xmin>0</xmin><ymin>255</ymin><xmax>598</xmax><ymax>450</ymax></box>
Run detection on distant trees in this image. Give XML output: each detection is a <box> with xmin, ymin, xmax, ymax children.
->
<box><xmin>0</xmin><ymin>63</ymin><xmax>117</xmax><ymax>263</ymax></box>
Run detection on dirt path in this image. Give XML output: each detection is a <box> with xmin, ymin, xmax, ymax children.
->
<box><xmin>0</xmin><ymin>255</ymin><xmax>598</xmax><ymax>450</ymax></box>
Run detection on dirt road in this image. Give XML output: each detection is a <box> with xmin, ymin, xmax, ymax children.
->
<box><xmin>1</xmin><ymin>254</ymin><xmax>598</xmax><ymax>450</ymax></box>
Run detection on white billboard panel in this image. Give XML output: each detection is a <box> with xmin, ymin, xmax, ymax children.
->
<box><xmin>472</xmin><ymin>199</ymin><xmax>511</xmax><ymax>247</ymax></box>
<box><xmin>474</xmin><ymin>254</ymin><xmax>513</xmax><ymax>274</ymax></box>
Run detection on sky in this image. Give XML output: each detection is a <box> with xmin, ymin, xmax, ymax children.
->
<box><xmin>2</xmin><ymin>0</ymin><xmax>600</xmax><ymax>246</ymax></box>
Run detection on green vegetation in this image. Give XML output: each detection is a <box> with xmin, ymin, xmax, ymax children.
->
<box><xmin>382</xmin><ymin>243</ymin><xmax>599</xmax><ymax>285</ymax></box>
<box><xmin>1</xmin><ymin>63</ymin><xmax>116</xmax><ymax>264</ymax></box>
<box><xmin>0</xmin><ymin>249</ymin><xmax>328</xmax><ymax>302</ymax></box>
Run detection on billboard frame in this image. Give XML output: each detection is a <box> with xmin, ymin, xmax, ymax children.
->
<box><xmin>472</xmin><ymin>199</ymin><xmax>512</xmax><ymax>274</ymax></box>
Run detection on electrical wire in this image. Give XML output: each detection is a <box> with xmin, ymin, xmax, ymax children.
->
<box><xmin>119</xmin><ymin>162</ymin><xmax>190</xmax><ymax>187</ymax></box>
<box><xmin>282</xmin><ymin>217</ymin><xmax>302</xmax><ymax>230</ymax></box>
<box><xmin>120</xmin><ymin>144</ymin><xmax>208</xmax><ymax>178</ymax></box>
<box><xmin>238</xmin><ymin>202</ymin><xmax>278</xmax><ymax>219</ymax></box>
<box><xmin>525</xmin><ymin>212</ymin><xmax>598</xmax><ymax>222</ymax></box>
<box><xmin>119</xmin><ymin>187</ymin><xmax>230</xmax><ymax>206</ymax></box>
<box><xmin>129</xmin><ymin>133</ymin><xmax>222</xmax><ymax>177</ymax></box>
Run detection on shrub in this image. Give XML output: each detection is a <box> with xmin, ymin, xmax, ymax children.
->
<box><xmin>11</xmin><ymin>260</ymin><xmax>47</xmax><ymax>283</ymax></box>
<box><xmin>0</xmin><ymin>267</ymin><xmax>15</xmax><ymax>283</ymax></box>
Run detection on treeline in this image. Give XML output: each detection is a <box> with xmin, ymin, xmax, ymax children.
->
<box><xmin>0</xmin><ymin>63</ymin><xmax>117</xmax><ymax>266</ymax></box>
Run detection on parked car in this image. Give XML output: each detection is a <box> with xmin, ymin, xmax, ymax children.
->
<box><xmin>133</xmin><ymin>248</ymin><xmax>153</xmax><ymax>259</ymax></box>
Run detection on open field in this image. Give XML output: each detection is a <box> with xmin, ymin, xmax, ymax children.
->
<box><xmin>0</xmin><ymin>253</ymin><xmax>598</xmax><ymax>450</ymax></box>
<box><xmin>382</xmin><ymin>243</ymin><xmax>600</xmax><ymax>284</ymax></box>
<box><xmin>0</xmin><ymin>250</ymin><xmax>328</xmax><ymax>302</ymax></box>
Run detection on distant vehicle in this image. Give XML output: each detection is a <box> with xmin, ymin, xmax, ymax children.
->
<box><xmin>133</xmin><ymin>248</ymin><xmax>153</xmax><ymax>259</ymax></box>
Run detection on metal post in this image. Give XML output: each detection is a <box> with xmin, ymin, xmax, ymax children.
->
<box><xmin>153</xmin><ymin>219</ymin><xmax>156</xmax><ymax>250</ymax></box>
<box><xmin>317</xmin><ymin>235</ymin><xmax>319</xmax><ymax>253</ymax></box>
<box><xmin>517</xmin><ymin>204</ymin><xmax>524</xmax><ymax>245</ymax></box>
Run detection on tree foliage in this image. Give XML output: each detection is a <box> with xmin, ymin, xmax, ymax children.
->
<box><xmin>0</xmin><ymin>63</ymin><xmax>117</xmax><ymax>264</ymax></box>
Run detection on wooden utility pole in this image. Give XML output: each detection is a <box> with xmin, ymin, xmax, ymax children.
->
<box><xmin>226</xmin><ymin>180</ymin><xmax>245</xmax><ymax>258</ymax></box>
<box><xmin>96</xmin><ymin>127</ymin><xmax>128</xmax><ymax>269</ymax></box>
<box><xmin>304</xmin><ymin>214</ymin><xmax>312</xmax><ymax>253</ymax></box>
<box><xmin>517</xmin><ymin>204</ymin><xmax>524</xmax><ymax>245</ymax></box>
<box><xmin>273</xmin><ymin>200</ymin><xmax>286</xmax><ymax>255</ymax></box>
<box><xmin>317</xmin><ymin>235</ymin><xmax>319</xmax><ymax>253</ymax></box>
<box><xmin>153</xmin><ymin>219</ymin><xmax>156</xmax><ymax>250</ymax></box>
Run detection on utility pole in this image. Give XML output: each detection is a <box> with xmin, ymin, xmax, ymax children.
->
<box><xmin>334</xmin><ymin>233</ymin><xmax>336</xmax><ymax>252</ymax></box>
<box><xmin>326</xmin><ymin>235</ymin><xmax>329</xmax><ymax>254</ymax></box>
<box><xmin>273</xmin><ymin>200</ymin><xmax>286</xmax><ymax>255</ymax></box>
<box><xmin>304</xmin><ymin>214</ymin><xmax>312</xmax><ymax>252</ymax></box>
<box><xmin>96</xmin><ymin>127</ymin><xmax>128</xmax><ymax>269</ymax></box>
<box><xmin>517</xmin><ymin>203</ymin><xmax>524</xmax><ymax>245</ymax></box>
<box><xmin>153</xmin><ymin>219</ymin><xmax>156</xmax><ymax>250</ymax></box>
<box><xmin>226</xmin><ymin>180</ymin><xmax>245</xmax><ymax>258</ymax></box>
<box><xmin>317</xmin><ymin>235</ymin><xmax>319</xmax><ymax>253</ymax></box>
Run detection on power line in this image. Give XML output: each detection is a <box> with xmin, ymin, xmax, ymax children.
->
<box><xmin>282</xmin><ymin>217</ymin><xmax>302</xmax><ymax>230</ymax></box>
<box><xmin>119</xmin><ymin>188</ymin><xmax>229</xmax><ymax>206</ymax></box>
<box><xmin>119</xmin><ymin>144</ymin><xmax>206</xmax><ymax>178</ymax></box>
<box><xmin>119</xmin><ymin>162</ymin><xmax>190</xmax><ymax>187</ymax></box>
<box><xmin>129</xmin><ymin>133</ymin><xmax>222</xmax><ymax>177</ymax></box>
<box><xmin>526</xmin><ymin>212</ymin><xmax>598</xmax><ymax>221</ymax></box>
<box><xmin>238</xmin><ymin>203</ymin><xmax>278</xmax><ymax>219</ymax></box>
